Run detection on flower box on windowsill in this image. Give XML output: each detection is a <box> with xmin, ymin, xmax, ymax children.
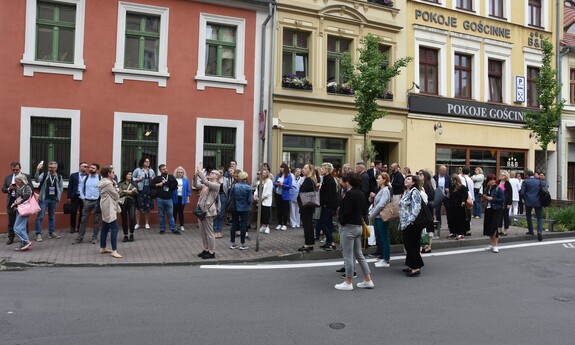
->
<box><xmin>367</xmin><ymin>0</ymin><xmax>394</xmax><ymax>8</ymax></box>
<box><xmin>282</xmin><ymin>74</ymin><xmax>313</xmax><ymax>91</ymax></box>
<box><xmin>327</xmin><ymin>82</ymin><xmax>354</xmax><ymax>95</ymax></box>
<box><xmin>377</xmin><ymin>90</ymin><xmax>393</xmax><ymax>100</ymax></box>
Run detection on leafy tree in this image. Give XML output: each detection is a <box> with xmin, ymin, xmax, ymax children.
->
<box><xmin>524</xmin><ymin>38</ymin><xmax>564</xmax><ymax>174</ymax></box>
<box><xmin>341</xmin><ymin>34</ymin><xmax>412</xmax><ymax>163</ymax></box>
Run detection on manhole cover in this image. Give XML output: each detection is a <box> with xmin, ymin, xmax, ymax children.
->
<box><xmin>329</xmin><ymin>322</ymin><xmax>345</xmax><ymax>330</ymax></box>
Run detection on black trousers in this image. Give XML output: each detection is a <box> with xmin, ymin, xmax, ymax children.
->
<box><xmin>301</xmin><ymin>206</ymin><xmax>315</xmax><ymax>246</ymax></box>
<box><xmin>70</xmin><ymin>195</ymin><xmax>84</xmax><ymax>230</ymax></box>
<box><xmin>403</xmin><ymin>224</ymin><xmax>424</xmax><ymax>270</ymax></box>
<box><xmin>6</xmin><ymin>196</ymin><xmax>16</xmax><ymax>239</ymax></box>
<box><xmin>173</xmin><ymin>196</ymin><xmax>186</xmax><ymax>227</ymax></box>
<box><xmin>275</xmin><ymin>194</ymin><xmax>289</xmax><ymax>226</ymax></box>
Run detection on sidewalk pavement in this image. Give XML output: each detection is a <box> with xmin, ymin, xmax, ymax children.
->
<box><xmin>2</xmin><ymin>215</ymin><xmax>574</xmax><ymax>268</ymax></box>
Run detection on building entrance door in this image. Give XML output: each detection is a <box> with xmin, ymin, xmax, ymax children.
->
<box><xmin>568</xmin><ymin>163</ymin><xmax>575</xmax><ymax>201</ymax></box>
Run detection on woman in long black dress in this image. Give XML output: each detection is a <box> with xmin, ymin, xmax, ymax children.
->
<box><xmin>482</xmin><ymin>174</ymin><xmax>504</xmax><ymax>253</ymax></box>
<box><xmin>447</xmin><ymin>174</ymin><xmax>468</xmax><ymax>240</ymax></box>
<box><xmin>298</xmin><ymin>164</ymin><xmax>319</xmax><ymax>251</ymax></box>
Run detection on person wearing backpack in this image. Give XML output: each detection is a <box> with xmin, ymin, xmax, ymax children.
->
<box><xmin>34</xmin><ymin>161</ymin><xmax>63</xmax><ymax>242</ymax></box>
<box><xmin>520</xmin><ymin>170</ymin><xmax>544</xmax><ymax>241</ymax></box>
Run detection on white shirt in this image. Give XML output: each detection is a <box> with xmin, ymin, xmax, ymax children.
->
<box><xmin>459</xmin><ymin>174</ymin><xmax>475</xmax><ymax>201</ymax></box>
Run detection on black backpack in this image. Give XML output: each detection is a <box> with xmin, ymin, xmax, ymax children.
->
<box><xmin>539</xmin><ymin>180</ymin><xmax>551</xmax><ymax>207</ymax></box>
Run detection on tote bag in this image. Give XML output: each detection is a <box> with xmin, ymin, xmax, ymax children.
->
<box><xmin>17</xmin><ymin>193</ymin><xmax>41</xmax><ymax>217</ymax></box>
<box><xmin>300</xmin><ymin>191</ymin><xmax>320</xmax><ymax>207</ymax></box>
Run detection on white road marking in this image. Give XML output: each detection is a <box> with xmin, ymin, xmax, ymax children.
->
<box><xmin>200</xmin><ymin>238</ymin><xmax>575</xmax><ymax>270</ymax></box>
<box><xmin>563</xmin><ymin>243</ymin><xmax>575</xmax><ymax>248</ymax></box>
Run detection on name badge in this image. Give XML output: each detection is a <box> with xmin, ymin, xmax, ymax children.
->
<box><xmin>48</xmin><ymin>186</ymin><xmax>56</xmax><ymax>195</ymax></box>
<box><xmin>144</xmin><ymin>179</ymin><xmax>149</xmax><ymax>187</ymax></box>
<box><xmin>163</xmin><ymin>185</ymin><xmax>169</xmax><ymax>192</ymax></box>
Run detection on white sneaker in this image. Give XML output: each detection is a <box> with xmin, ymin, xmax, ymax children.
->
<box><xmin>180</xmin><ymin>226</ymin><xmax>185</xmax><ymax>232</ymax></box>
<box><xmin>134</xmin><ymin>224</ymin><xmax>140</xmax><ymax>230</ymax></box>
<box><xmin>357</xmin><ymin>280</ymin><xmax>375</xmax><ymax>289</ymax></box>
<box><xmin>334</xmin><ymin>282</ymin><xmax>353</xmax><ymax>291</ymax></box>
<box><xmin>264</xmin><ymin>227</ymin><xmax>270</xmax><ymax>234</ymax></box>
<box><xmin>275</xmin><ymin>225</ymin><xmax>282</xmax><ymax>230</ymax></box>
<box><xmin>492</xmin><ymin>246</ymin><xmax>499</xmax><ymax>253</ymax></box>
<box><xmin>374</xmin><ymin>260</ymin><xmax>390</xmax><ymax>268</ymax></box>
<box><xmin>259</xmin><ymin>226</ymin><xmax>265</xmax><ymax>233</ymax></box>
<box><xmin>280</xmin><ymin>225</ymin><xmax>287</xmax><ymax>231</ymax></box>
<box><xmin>36</xmin><ymin>234</ymin><xmax>43</xmax><ymax>242</ymax></box>
<box><xmin>145</xmin><ymin>224</ymin><xmax>150</xmax><ymax>229</ymax></box>
<box><xmin>485</xmin><ymin>245</ymin><xmax>493</xmax><ymax>251</ymax></box>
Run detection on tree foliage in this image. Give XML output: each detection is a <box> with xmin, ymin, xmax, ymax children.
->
<box><xmin>341</xmin><ymin>34</ymin><xmax>412</xmax><ymax>162</ymax></box>
<box><xmin>524</xmin><ymin>38</ymin><xmax>564</xmax><ymax>173</ymax></box>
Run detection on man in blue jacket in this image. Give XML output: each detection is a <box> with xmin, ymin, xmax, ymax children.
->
<box><xmin>67</xmin><ymin>162</ymin><xmax>89</xmax><ymax>233</ymax></box>
<box><xmin>520</xmin><ymin>170</ymin><xmax>543</xmax><ymax>241</ymax></box>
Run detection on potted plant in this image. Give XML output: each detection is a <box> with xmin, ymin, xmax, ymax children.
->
<box><xmin>383</xmin><ymin>90</ymin><xmax>393</xmax><ymax>100</ymax></box>
<box><xmin>282</xmin><ymin>74</ymin><xmax>313</xmax><ymax>90</ymax></box>
<box><xmin>327</xmin><ymin>81</ymin><xmax>338</xmax><ymax>93</ymax></box>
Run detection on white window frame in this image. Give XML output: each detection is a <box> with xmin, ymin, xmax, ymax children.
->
<box><xmin>112</xmin><ymin>112</ymin><xmax>168</xmax><ymax>175</ymax></box>
<box><xmin>452</xmin><ymin>0</ymin><xmax>478</xmax><ymax>12</ymax></box>
<box><xmin>414</xmin><ymin>25</ymin><xmax>448</xmax><ymax>97</ymax></box>
<box><xmin>20</xmin><ymin>106</ymin><xmax>81</xmax><ymax>187</ymax></box>
<box><xmin>112</xmin><ymin>2</ymin><xmax>170</xmax><ymax>87</ymax></box>
<box><xmin>484</xmin><ymin>39</ymin><xmax>512</xmax><ymax>103</ymax></box>
<box><xmin>195</xmin><ymin>13</ymin><xmax>247</xmax><ymax>94</ymax></box>
<box><xmin>450</xmin><ymin>34</ymin><xmax>481</xmax><ymax>100</ymax></box>
<box><xmin>195</xmin><ymin>118</ymin><xmax>244</xmax><ymax>170</ymax></box>
<box><xmin>21</xmin><ymin>0</ymin><xmax>86</xmax><ymax>80</ymax></box>
<box><xmin>525</xmin><ymin>0</ymin><xmax>548</xmax><ymax>29</ymax></box>
<box><xmin>416</xmin><ymin>0</ymin><xmax>445</xmax><ymax>6</ymax></box>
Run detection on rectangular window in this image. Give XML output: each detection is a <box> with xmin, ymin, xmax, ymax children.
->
<box><xmin>203</xmin><ymin>127</ymin><xmax>236</xmax><ymax>171</ymax></box>
<box><xmin>454</xmin><ymin>53</ymin><xmax>472</xmax><ymax>98</ymax></box>
<box><xmin>121</xmin><ymin>122</ymin><xmax>159</xmax><ymax>172</ymax></box>
<box><xmin>438</xmin><ymin>145</ymin><xmax>527</xmax><ymax>178</ymax></box>
<box><xmin>488</xmin><ymin>59</ymin><xmax>503</xmax><ymax>103</ymax></box>
<box><xmin>282</xmin><ymin>30</ymin><xmax>309</xmax><ymax>79</ymax></box>
<box><xmin>30</xmin><ymin>117</ymin><xmax>71</xmax><ymax>179</ymax></box>
<box><xmin>327</xmin><ymin>36</ymin><xmax>351</xmax><ymax>85</ymax></box>
<box><xmin>283</xmin><ymin>135</ymin><xmax>346</xmax><ymax>169</ymax></box>
<box><xmin>570</xmin><ymin>69</ymin><xmax>575</xmax><ymax>105</ymax></box>
<box><xmin>456</xmin><ymin>0</ymin><xmax>473</xmax><ymax>11</ymax></box>
<box><xmin>36</xmin><ymin>1</ymin><xmax>76</xmax><ymax>63</ymax></box>
<box><xmin>489</xmin><ymin>0</ymin><xmax>504</xmax><ymax>18</ymax></box>
<box><xmin>419</xmin><ymin>47</ymin><xmax>438</xmax><ymax>95</ymax></box>
<box><xmin>205</xmin><ymin>24</ymin><xmax>236</xmax><ymax>78</ymax></box>
<box><xmin>527</xmin><ymin>66</ymin><xmax>540</xmax><ymax>107</ymax></box>
<box><xmin>124</xmin><ymin>13</ymin><xmax>160</xmax><ymax>71</ymax></box>
<box><xmin>380</xmin><ymin>45</ymin><xmax>391</xmax><ymax>96</ymax></box>
<box><xmin>528</xmin><ymin>0</ymin><xmax>542</xmax><ymax>27</ymax></box>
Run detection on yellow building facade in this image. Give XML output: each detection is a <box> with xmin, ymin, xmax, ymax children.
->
<box><xmin>405</xmin><ymin>0</ymin><xmax>558</xmax><ymax>195</ymax></box>
<box><xmin>271</xmin><ymin>0</ymin><xmax>411</xmax><ymax>171</ymax></box>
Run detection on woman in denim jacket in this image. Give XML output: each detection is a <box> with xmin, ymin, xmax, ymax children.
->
<box><xmin>229</xmin><ymin>171</ymin><xmax>253</xmax><ymax>250</ymax></box>
<box><xmin>481</xmin><ymin>173</ymin><xmax>504</xmax><ymax>253</ymax></box>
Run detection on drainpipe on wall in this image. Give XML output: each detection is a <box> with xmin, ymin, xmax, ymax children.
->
<box><xmin>266</xmin><ymin>1</ymin><xmax>277</xmax><ymax>166</ymax></box>
<box><xmin>258</xmin><ymin>0</ymin><xmax>275</xmax><ymax>169</ymax></box>
<box><xmin>556</xmin><ymin>0</ymin><xmax>563</xmax><ymax>200</ymax></box>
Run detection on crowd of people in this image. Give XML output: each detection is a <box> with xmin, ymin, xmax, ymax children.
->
<box><xmin>2</xmin><ymin>158</ymin><xmax>548</xmax><ymax>286</ymax></box>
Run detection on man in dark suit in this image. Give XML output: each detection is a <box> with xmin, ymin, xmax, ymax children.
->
<box><xmin>2</xmin><ymin>162</ymin><xmax>34</xmax><ymax>244</ymax></box>
<box><xmin>390</xmin><ymin>163</ymin><xmax>404</xmax><ymax>201</ymax></box>
<box><xmin>520</xmin><ymin>170</ymin><xmax>543</xmax><ymax>241</ymax></box>
<box><xmin>67</xmin><ymin>162</ymin><xmax>89</xmax><ymax>233</ymax></box>
<box><xmin>367</xmin><ymin>160</ymin><xmax>382</xmax><ymax>194</ymax></box>
<box><xmin>433</xmin><ymin>165</ymin><xmax>452</xmax><ymax>233</ymax></box>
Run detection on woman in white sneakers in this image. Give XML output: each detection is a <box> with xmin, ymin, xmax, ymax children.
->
<box><xmin>254</xmin><ymin>169</ymin><xmax>273</xmax><ymax>234</ymax></box>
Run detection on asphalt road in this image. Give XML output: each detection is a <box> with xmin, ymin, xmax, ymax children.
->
<box><xmin>2</xmin><ymin>240</ymin><xmax>575</xmax><ymax>345</ymax></box>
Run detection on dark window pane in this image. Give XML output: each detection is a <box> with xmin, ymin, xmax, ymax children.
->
<box><xmin>319</xmin><ymin>138</ymin><xmax>345</xmax><ymax>150</ymax></box>
<box><xmin>283</xmin><ymin>135</ymin><xmax>313</xmax><ymax>148</ymax></box>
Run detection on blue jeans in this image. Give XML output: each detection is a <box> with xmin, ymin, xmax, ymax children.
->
<box><xmin>319</xmin><ymin>207</ymin><xmax>334</xmax><ymax>244</ymax></box>
<box><xmin>156</xmin><ymin>198</ymin><xmax>176</xmax><ymax>232</ymax></box>
<box><xmin>473</xmin><ymin>189</ymin><xmax>482</xmax><ymax>217</ymax></box>
<box><xmin>214</xmin><ymin>193</ymin><xmax>227</xmax><ymax>232</ymax></box>
<box><xmin>100</xmin><ymin>219</ymin><xmax>118</xmax><ymax>250</ymax></box>
<box><xmin>35</xmin><ymin>198</ymin><xmax>58</xmax><ymax>235</ymax></box>
<box><xmin>525</xmin><ymin>206</ymin><xmax>543</xmax><ymax>234</ymax></box>
<box><xmin>14</xmin><ymin>212</ymin><xmax>30</xmax><ymax>242</ymax></box>
<box><xmin>374</xmin><ymin>217</ymin><xmax>390</xmax><ymax>261</ymax></box>
<box><xmin>230</xmin><ymin>211</ymin><xmax>248</xmax><ymax>244</ymax></box>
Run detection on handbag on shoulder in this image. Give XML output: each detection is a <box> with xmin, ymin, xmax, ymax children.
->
<box><xmin>17</xmin><ymin>193</ymin><xmax>41</xmax><ymax>217</ymax></box>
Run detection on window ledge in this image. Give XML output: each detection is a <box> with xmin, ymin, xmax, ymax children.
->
<box><xmin>21</xmin><ymin>59</ymin><xmax>86</xmax><ymax>80</ymax></box>
<box><xmin>195</xmin><ymin>75</ymin><xmax>247</xmax><ymax>94</ymax></box>
<box><xmin>112</xmin><ymin>68</ymin><xmax>170</xmax><ymax>87</ymax></box>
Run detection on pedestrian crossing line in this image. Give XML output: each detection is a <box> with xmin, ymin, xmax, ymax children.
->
<box><xmin>563</xmin><ymin>243</ymin><xmax>575</xmax><ymax>248</ymax></box>
<box><xmin>200</xmin><ymin>238</ymin><xmax>575</xmax><ymax>270</ymax></box>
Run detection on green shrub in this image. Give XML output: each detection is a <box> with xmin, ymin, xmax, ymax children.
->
<box><xmin>548</xmin><ymin>206</ymin><xmax>575</xmax><ymax>230</ymax></box>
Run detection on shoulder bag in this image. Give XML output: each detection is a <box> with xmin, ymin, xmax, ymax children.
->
<box><xmin>299</xmin><ymin>188</ymin><xmax>320</xmax><ymax>207</ymax></box>
<box><xmin>539</xmin><ymin>180</ymin><xmax>551</xmax><ymax>207</ymax></box>
<box><xmin>379</xmin><ymin>187</ymin><xmax>399</xmax><ymax>221</ymax></box>
<box><xmin>414</xmin><ymin>194</ymin><xmax>433</xmax><ymax>230</ymax></box>
<box><xmin>17</xmin><ymin>193</ymin><xmax>41</xmax><ymax>217</ymax></box>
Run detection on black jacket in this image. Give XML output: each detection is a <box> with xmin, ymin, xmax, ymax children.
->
<box><xmin>320</xmin><ymin>174</ymin><xmax>338</xmax><ymax>209</ymax></box>
<box><xmin>151</xmin><ymin>174</ymin><xmax>178</xmax><ymax>200</ymax></box>
<box><xmin>391</xmin><ymin>171</ymin><xmax>404</xmax><ymax>195</ymax></box>
<box><xmin>338</xmin><ymin>188</ymin><xmax>367</xmax><ymax>226</ymax></box>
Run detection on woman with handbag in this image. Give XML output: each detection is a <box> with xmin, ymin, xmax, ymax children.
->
<box><xmin>273</xmin><ymin>163</ymin><xmax>292</xmax><ymax>230</ymax></box>
<box><xmin>119</xmin><ymin>171</ymin><xmax>139</xmax><ymax>243</ymax></box>
<box><xmin>254</xmin><ymin>169</ymin><xmax>273</xmax><ymax>234</ymax></box>
<box><xmin>193</xmin><ymin>164</ymin><xmax>221</xmax><ymax>259</ymax></box>
<box><xmin>335</xmin><ymin>172</ymin><xmax>374</xmax><ymax>291</ymax></box>
<box><xmin>446</xmin><ymin>174</ymin><xmax>469</xmax><ymax>240</ymax></box>
<box><xmin>368</xmin><ymin>172</ymin><xmax>392</xmax><ymax>268</ymax></box>
<box><xmin>132</xmin><ymin>156</ymin><xmax>155</xmax><ymax>230</ymax></box>
<box><xmin>10</xmin><ymin>174</ymin><xmax>34</xmax><ymax>251</ymax></box>
<box><xmin>399</xmin><ymin>175</ymin><xmax>425</xmax><ymax>277</ymax></box>
<box><xmin>497</xmin><ymin>171</ymin><xmax>512</xmax><ymax>236</ymax></box>
<box><xmin>419</xmin><ymin>170</ymin><xmax>435</xmax><ymax>253</ymax></box>
<box><xmin>297</xmin><ymin>164</ymin><xmax>319</xmax><ymax>252</ymax></box>
<box><xmin>98</xmin><ymin>167</ymin><xmax>122</xmax><ymax>258</ymax></box>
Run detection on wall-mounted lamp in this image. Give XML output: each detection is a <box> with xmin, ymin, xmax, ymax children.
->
<box><xmin>407</xmin><ymin>82</ymin><xmax>420</xmax><ymax>94</ymax></box>
<box><xmin>144</xmin><ymin>130</ymin><xmax>153</xmax><ymax>137</ymax></box>
<box><xmin>272</xmin><ymin>118</ymin><xmax>284</xmax><ymax>130</ymax></box>
<box><xmin>434</xmin><ymin>122</ymin><xmax>443</xmax><ymax>135</ymax></box>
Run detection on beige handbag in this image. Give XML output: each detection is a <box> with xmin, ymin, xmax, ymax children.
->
<box><xmin>380</xmin><ymin>200</ymin><xmax>399</xmax><ymax>221</ymax></box>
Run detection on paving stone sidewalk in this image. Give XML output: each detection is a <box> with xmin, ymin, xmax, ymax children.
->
<box><xmin>1</xmin><ymin>216</ymin><xmax>574</xmax><ymax>267</ymax></box>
